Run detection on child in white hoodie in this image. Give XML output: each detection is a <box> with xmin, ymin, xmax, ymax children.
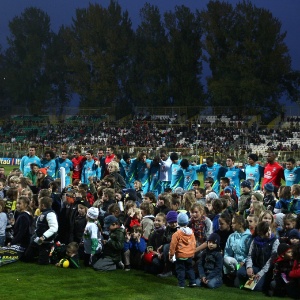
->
<box><xmin>169</xmin><ymin>212</ymin><xmax>196</xmax><ymax>288</ymax></box>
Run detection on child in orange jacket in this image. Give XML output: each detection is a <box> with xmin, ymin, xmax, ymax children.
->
<box><xmin>169</xmin><ymin>212</ymin><xmax>196</xmax><ymax>288</ymax></box>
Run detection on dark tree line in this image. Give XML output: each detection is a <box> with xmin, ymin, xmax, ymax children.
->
<box><xmin>0</xmin><ymin>0</ymin><xmax>299</xmax><ymax>118</ymax></box>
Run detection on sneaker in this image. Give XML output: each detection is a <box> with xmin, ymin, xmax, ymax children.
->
<box><xmin>157</xmin><ymin>271</ymin><xmax>173</xmax><ymax>278</ymax></box>
<box><xmin>118</xmin><ymin>261</ymin><xmax>124</xmax><ymax>269</ymax></box>
<box><xmin>179</xmin><ymin>286</ymin><xmax>185</xmax><ymax>289</ymax></box>
<box><xmin>124</xmin><ymin>265</ymin><xmax>131</xmax><ymax>271</ymax></box>
<box><xmin>188</xmin><ymin>283</ymin><xmax>197</xmax><ymax>288</ymax></box>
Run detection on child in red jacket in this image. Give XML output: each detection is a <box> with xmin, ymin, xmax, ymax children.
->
<box><xmin>287</xmin><ymin>243</ymin><xmax>300</xmax><ymax>299</ymax></box>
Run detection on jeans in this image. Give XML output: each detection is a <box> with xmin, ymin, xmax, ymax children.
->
<box><xmin>198</xmin><ymin>276</ymin><xmax>223</xmax><ymax>289</ymax></box>
<box><xmin>175</xmin><ymin>258</ymin><xmax>196</xmax><ymax>287</ymax></box>
<box><xmin>0</xmin><ymin>235</ymin><xmax>5</xmax><ymax>247</ymax></box>
<box><xmin>236</xmin><ymin>265</ymin><xmax>266</xmax><ymax>291</ymax></box>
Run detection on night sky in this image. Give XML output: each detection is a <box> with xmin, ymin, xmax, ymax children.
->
<box><xmin>1</xmin><ymin>0</ymin><xmax>299</xmax><ymax>107</ymax></box>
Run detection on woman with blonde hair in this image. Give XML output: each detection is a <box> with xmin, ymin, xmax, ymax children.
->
<box><xmin>107</xmin><ymin>161</ymin><xmax>126</xmax><ymax>189</ymax></box>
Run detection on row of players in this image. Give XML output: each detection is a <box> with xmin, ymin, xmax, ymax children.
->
<box><xmin>18</xmin><ymin>146</ymin><xmax>298</xmax><ymax>196</ymax></box>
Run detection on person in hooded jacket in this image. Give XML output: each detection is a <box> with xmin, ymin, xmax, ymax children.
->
<box><xmin>169</xmin><ymin>212</ymin><xmax>196</xmax><ymax>288</ymax></box>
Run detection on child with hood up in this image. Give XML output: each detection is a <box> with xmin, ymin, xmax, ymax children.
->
<box><xmin>197</xmin><ymin>233</ymin><xmax>223</xmax><ymax>289</ymax></box>
<box><xmin>169</xmin><ymin>212</ymin><xmax>196</xmax><ymax>288</ymax></box>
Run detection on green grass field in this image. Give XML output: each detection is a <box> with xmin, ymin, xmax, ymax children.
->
<box><xmin>1</xmin><ymin>261</ymin><xmax>279</xmax><ymax>300</ymax></box>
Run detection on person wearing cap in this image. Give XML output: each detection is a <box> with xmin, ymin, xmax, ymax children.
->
<box><xmin>262</xmin><ymin>152</ymin><xmax>284</xmax><ymax>193</ymax></box>
<box><xmin>245</xmin><ymin>154</ymin><xmax>264</xmax><ymax>191</ymax></box>
<box><xmin>262</xmin><ymin>182</ymin><xmax>276</xmax><ymax>212</ymax></box>
<box><xmin>238</xmin><ymin>180</ymin><xmax>252</xmax><ymax>215</ymax></box>
<box><xmin>93</xmin><ymin>215</ymin><xmax>125</xmax><ymax>271</ymax></box>
<box><xmin>83</xmin><ymin>207</ymin><xmax>102</xmax><ymax>267</ymax></box>
<box><xmin>284</xmin><ymin>158</ymin><xmax>300</xmax><ymax>187</ymax></box>
<box><xmin>20</xmin><ymin>145</ymin><xmax>41</xmax><ymax>176</ymax></box>
<box><xmin>157</xmin><ymin>210</ymin><xmax>179</xmax><ymax>278</ymax></box>
<box><xmin>169</xmin><ymin>212</ymin><xmax>196</xmax><ymax>288</ymax></box>
<box><xmin>36</xmin><ymin>168</ymin><xmax>54</xmax><ymax>190</ymax></box>
<box><xmin>288</xmin><ymin>229</ymin><xmax>300</xmax><ymax>245</ymax></box>
<box><xmin>224</xmin><ymin>156</ymin><xmax>246</xmax><ymax>197</ymax></box>
<box><xmin>198</xmin><ymin>233</ymin><xmax>223</xmax><ymax>288</ymax></box>
<box><xmin>219</xmin><ymin>177</ymin><xmax>238</xmax><ymax>204</ymax></box>
<box><xmin>267</xmin><ymin>243</ymin><xmax>293</xmax><ymax>297</ymax></box>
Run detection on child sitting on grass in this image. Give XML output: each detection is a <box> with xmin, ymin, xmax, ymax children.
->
<box><xmin>93</xmin><ymin>215</ymin><xmax>125</xmax><ymax>271</ymax></box>
<box><xmin>267</xmin><ymin>243</ymin><xmax>293</xmax><ymax>297</ymax></box>
<box><xmin>169</xmin><ymin>212</ymin><xmax>196</xmax><ymax>288</ymax></box>
<box><xmin>198</xmin><ymin>233</ymin><xmax>223</xmax><ymax>289</ymax></box>
<box><xmin>55</xmin><ymin>242</ymin><xmax>80</xmax><ymax>269</ymax></box>
<box><xmin>123</xmin><ymin>225</ymin><xmax>146</xmax><ymax>271</ymax></box>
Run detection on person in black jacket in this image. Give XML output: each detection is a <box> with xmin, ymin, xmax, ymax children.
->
<box><xmin>36</xmin><ymin>168</ymin><xmax>53</xmax><ymax>191</ymax></box>
<box><xmin>23</xmin><ymin>196</ymin><xmax>58</xmax><ymax>264</ymax></box>
<box><xmin>10</xmin><ymin>196</ymin><xmax>33</xmax><ymax>251</ymax></box>
<box><xmin>198</xmin><ymin>233</ymin><xmax>223</xmax><ymax>288</ymax></box>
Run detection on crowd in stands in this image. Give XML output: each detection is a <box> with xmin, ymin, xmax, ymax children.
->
<box><xmin>1</xmin><ymin>114</ymin><xmax>300</xmax><ymax>158</ymax></box>
<box><xmin>0</xmin><ymin>147</ymin><xmax>300</xmax><ymax>297</ymax></box>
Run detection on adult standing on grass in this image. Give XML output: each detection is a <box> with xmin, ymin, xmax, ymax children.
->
<box><xmin>20</xmin><ymin>145</ymin><xmax>41</xmax><ymax>176</ymax></box>
<box><xmin>56</xmin><ymin>150</ymin><xmax>73</xmax><ymax>187</ymax></box>
<box><xmin>225</xmin><ymin>156</ymin><xmax>245</xmax><ymax>197</ymax></box>
<box><xmin>72</xmin><ymin>148</ymin><xmax>86</xmax><ymax>183</ymax></box>
<box><xmin>103</xmin><ymin>147</ymin><xmax>115</xmax><ymax>178</ymax></box>
<box><xmin>245</xmin><ymin>154</ymin><xmax>264</xmax><ymax>190</ymax></box>
<box><xmin>262</xmin><ymin>152</ymin><xmax>284</xmax><ymax>193</ymax></box>
<box><xmin>40</xmin><ymin>150</ymin><xmax>57</xmax><ymax>178</ymax></box>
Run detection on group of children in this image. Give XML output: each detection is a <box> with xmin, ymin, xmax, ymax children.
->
<box><xmin>0</xmin><ymin>165</ymin><xmax>300</xmax><ymax>299</ymax></box>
